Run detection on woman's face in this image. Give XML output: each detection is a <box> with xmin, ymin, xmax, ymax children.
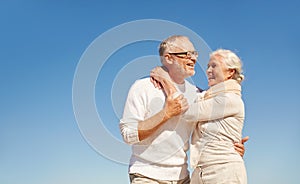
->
<box><xmin>206</xmin><ymin>55</ymin><xmax>233</xmax><ymax>87</ymax></box>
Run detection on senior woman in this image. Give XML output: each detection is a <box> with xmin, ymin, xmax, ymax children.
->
<box><xmin>151</xmin><ymin>49</ymin><xmax>247</xmax><ymax>184</ymax></box>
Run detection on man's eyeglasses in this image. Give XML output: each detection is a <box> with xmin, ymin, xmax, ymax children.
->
<box><xmin>168</xmin><ymin>51</ymin><xmax>198</xmax><ymax>59</ymax></box>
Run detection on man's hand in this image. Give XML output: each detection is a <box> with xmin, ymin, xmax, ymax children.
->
<box><xmin>164</xmin><ymin>94</ymin><xmax>189</xmax><ymax>119</ymax></box>
<box><xmin>234</xmin><ymin>136</ymin><xmax>249</xmax><ymax>157</ymax></box>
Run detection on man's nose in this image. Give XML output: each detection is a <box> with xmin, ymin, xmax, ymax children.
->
<box><xmin>190</xmin><ymin>55</ymin><xmax>197</xmax><ymax>63</ymax></box>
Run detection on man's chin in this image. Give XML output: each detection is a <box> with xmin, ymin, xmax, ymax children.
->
<box><xmin>189</xmin><ymin>71</ymin><xmax>196</xmax><ymax>77</ymax></box>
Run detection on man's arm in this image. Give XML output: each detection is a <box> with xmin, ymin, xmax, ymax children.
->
<box><xmin>138</xmin><ymin>94</ymin><xmax>188</xmax><ymax>141</ymax></box>
<box><xmin>234</xmin><ymin>136</ymin><xmax>249</xmax><ymax>157</ymax></box>
<box><xmin>120</xmin><ymin>80</ymin><xmax>188</xmax><ymax>144</ymax></box>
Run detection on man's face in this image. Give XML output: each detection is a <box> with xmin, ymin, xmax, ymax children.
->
<box><xmin>166</xmin><ymin>39</ymin><xmax>198</xmax><ymax>79</ymax></box>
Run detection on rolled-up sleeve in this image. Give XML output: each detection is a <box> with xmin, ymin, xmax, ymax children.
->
<box><xmin>119</xmin><ymin>118</ymin><xmax>139</xmax><ymax>144</ymax></box>
<box><xmin>119</xmin><ymin>81</ymin><xmax>146</xmax><ymax>144</ymax></box>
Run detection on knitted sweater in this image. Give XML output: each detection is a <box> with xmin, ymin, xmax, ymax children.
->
<box><xmin>120</xmin><ymin>77</ymin><xmax>198</xmax><ymax>180</ymax></box>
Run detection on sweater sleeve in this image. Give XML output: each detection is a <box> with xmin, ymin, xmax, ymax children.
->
<box><xmin>119</xmin><ymin>81</ymin><xmax>146</xmax><ymax>144</ymax></box>
<box><xmin>183</xmin><ymin>92</ymin><xmax>243</xmax><ymax>122</ymax></box>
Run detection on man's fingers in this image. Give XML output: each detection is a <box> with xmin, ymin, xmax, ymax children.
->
<box><xmin>241</xmin><ymin>136</ymin><xmax>249</xmax><ymax>144</ymax></box>
<box><xmin>234</xmin><ymin>142</ymin><xmax>245</xmax><ymax>157</ymax></box>
<box><xmin>173</xmin><ymin>94</ymin><xmax>183</xmax><ymax>100</ymax></box>
<box><xmin>171</xmin><ymin>95</ymin><xmax>189</xmax><ymax>114</ymax></box>
<box><xmin>234</xmin><ymin>147</ymin><xmax>244</xmax><ymax>156</ymax></box>
<box><xmin>234</xmin><ymin>142</ymin><xmax>244</xmax><ymax>149</ymax></box>
<box><xmin>234</xmin><ymin>146</ymin><xmax>243</xmax><ymax>152</ymax></box>
<box><xmin>181</xmin><ymin>98</ymin><xmax>188</xmax><ymax>113</ymax></box>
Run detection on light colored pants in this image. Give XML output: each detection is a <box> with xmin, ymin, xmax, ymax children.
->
<box><xmin>190</xmin><ymin>162</ymin><xmax>247</xmax><ymax>184</ymax></box>
<box><xmin>130</xmin><ymin>173</ymin><xmax>190</xmax><ymax>184</ymax></box>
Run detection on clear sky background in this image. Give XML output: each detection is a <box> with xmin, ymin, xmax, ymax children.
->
<box><xmin>1</xmin><ymin>0</ymin><xmax>300</xmax><ymax>184</ymax></box>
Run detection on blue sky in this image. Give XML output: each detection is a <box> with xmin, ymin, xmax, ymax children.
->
<box><xmin>1</xmin><ymin>0</ymin><xmax>300</xmax><ymax>184</ymax></box>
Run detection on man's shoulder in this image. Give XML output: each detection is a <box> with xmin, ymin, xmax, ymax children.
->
<box><xmin>132</xmin><ymin>77</ymin><xmax>151</xmax><ymax>86</ymax></box>
<box><xmin>129</xmin><ymin>77</ymin><xmax>154</xmax><ymax>91</ymax></box>
<box><xmin>128</xmin><ymin>77</ymin><xmax>160</xmax><ymax>97</ymax></box>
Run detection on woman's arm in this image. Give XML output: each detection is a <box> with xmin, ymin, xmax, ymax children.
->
<box><xmin>184</xmin><ymin>92</ymin><xmax>244</xmax><ymax>122</ymax></box>
<box><xmin>150</xmin><ymin>67</ymin><xmax>243</xmax><ymax>123</ymax></box>
<box><xmin>150</xmin><ymin>66</ymin><xmax>177</xmax><ymax>97</ymax></box>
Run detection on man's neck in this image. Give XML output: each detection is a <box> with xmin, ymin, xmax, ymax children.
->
<box><xmin>169</xmin><ymin>72</ymin><xmax>185</xmax><ymax>84</ymax></box>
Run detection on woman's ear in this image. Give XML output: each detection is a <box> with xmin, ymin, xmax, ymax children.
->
<box><xmin>227</xmin><ymin>68</ymin><xmax>236</xmax><ymax>79</ymax></box>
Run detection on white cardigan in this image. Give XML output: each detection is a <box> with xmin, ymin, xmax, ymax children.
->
<box><xmin>188</xmin><ymin>79</ymin><xmax>245</xmax><ymax>168</ymax></box>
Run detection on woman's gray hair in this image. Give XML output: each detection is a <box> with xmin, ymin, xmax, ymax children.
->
<box><xmin>211</xmin><ymin>49</ymin><xmax>245</xmax><ymax>84</ymax></box>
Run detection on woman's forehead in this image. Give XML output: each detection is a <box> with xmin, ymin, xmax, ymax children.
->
<box><xmin>210</xmin><ymin>54</ymin><xmax>223</xmax><ymax>61</ymax></box>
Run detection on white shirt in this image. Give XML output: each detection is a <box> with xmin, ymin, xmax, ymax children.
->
<box><xmin>120</xmin><ymin>78</ymin><xmax>198</xmax><ymax>180</ymax></box>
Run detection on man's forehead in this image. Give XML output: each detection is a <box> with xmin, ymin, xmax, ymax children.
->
<box><xmin>170</xmin><ymin>40</ymin><xmax>194</xmax><ymax>49</ymax></box>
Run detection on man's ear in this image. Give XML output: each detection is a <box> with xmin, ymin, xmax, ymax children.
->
<box><xmin>164</xmin><ymin>54</ymin><xmax>174</xmax><ymax>64</ymax></box>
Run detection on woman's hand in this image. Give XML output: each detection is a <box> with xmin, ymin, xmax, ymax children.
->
<box><xmin>150</xmin><ymin>66</ymin><xmax>177</xmax><ymax>97</ymax></box>
<box><xmin>150</xmin><ymin>66</ymin><xmax>188</xmax><ymax>118</ymax></box>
